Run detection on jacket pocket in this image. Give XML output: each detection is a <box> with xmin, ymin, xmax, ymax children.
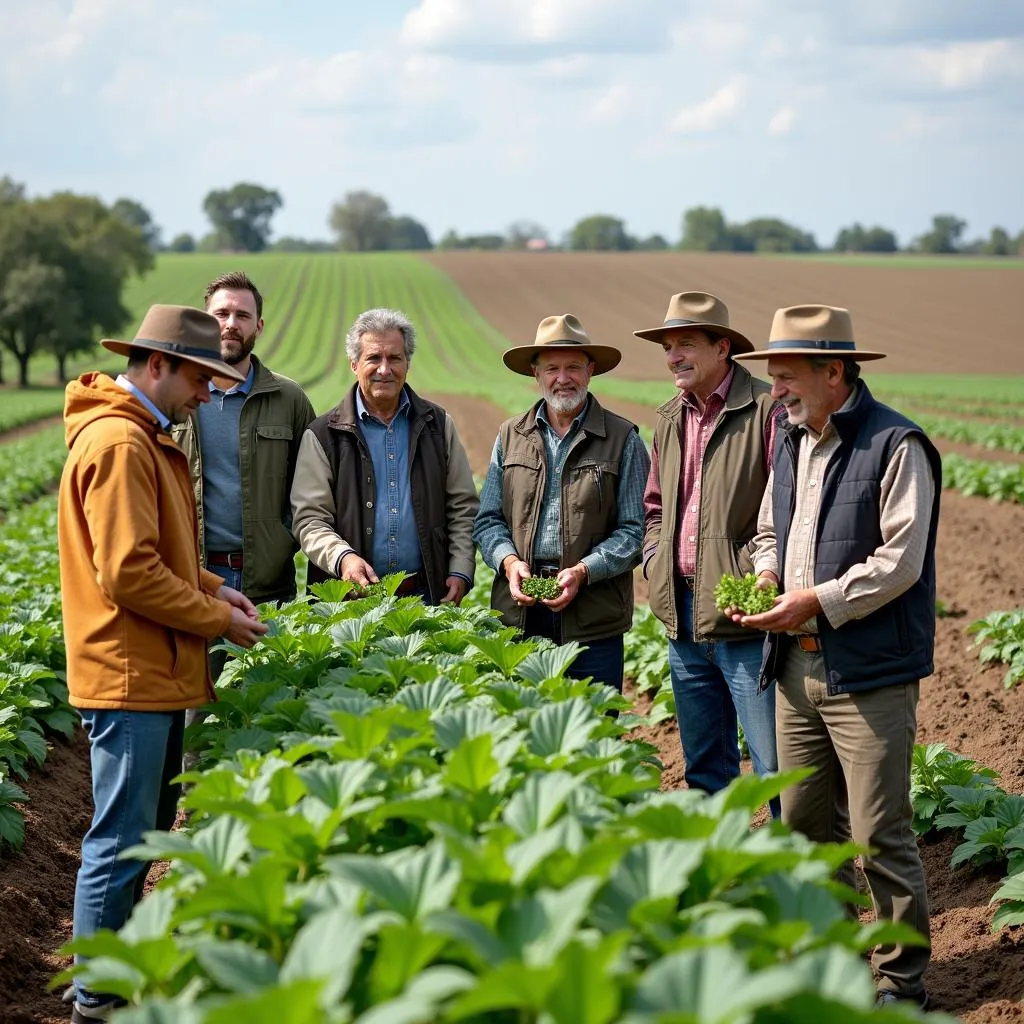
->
<box><xmin>255</xmin><ymin>424</ymin><xmax>294</xmax><ymax>484</ymax></box>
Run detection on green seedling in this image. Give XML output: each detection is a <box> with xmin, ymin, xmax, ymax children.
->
<box><xmin>521</xmin><ymin>576</ymin><xmax>563</xmax><ymax>600</ymax></box>
<box><xmin>713</xmin><ymin>572</ymin><xmax>778</xmax><ymax>615</ymax></box>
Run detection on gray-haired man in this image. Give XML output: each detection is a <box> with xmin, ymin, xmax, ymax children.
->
<box><xmin>290</xmin><ymin>308</ymin><xmax>479</xmax><ymax>603</ymax></box>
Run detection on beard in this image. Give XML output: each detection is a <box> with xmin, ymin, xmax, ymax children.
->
<box><xmin>221</xmin><ymin>329</ymin><xmax>258</xmax><ymax>366</ymax></box>
<box><xmin>542</xmin><ymin>381</ymin><xmax>588</xmax><ymax>416</ymax></box>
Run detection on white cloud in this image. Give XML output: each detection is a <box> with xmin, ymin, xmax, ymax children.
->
<box><xmin>589</xmin><ymin>84</ymin><xmax>633</xmax><ymax>123</ymax></box>
<box><xmin>907</xmin><ymin>38</ymin><xmax>1021</xmax><ymax>91</ymax></box>
<box><xmin>768</xmin><ymin>106</ymin><xmax>796</xmax><ymax>135</ymax></box>
<box><xmin>669</xmin><ymin>79</ymin><xmax>747</xmax><ymax>134</ymax></box>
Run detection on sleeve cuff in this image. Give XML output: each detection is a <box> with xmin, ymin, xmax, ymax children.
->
<box><xmin>753</xmin><ymin>556</ymin><xmax>779</xmax><ymax>579</ymax></box>
<box><xmin>450</xmin><ymin>571</ymin><xmax>473</xmax><ymax>586</ymax></box>
<box><xmin>815</xmin><ymin>579</ymin><xmax>852</xmax><ymax>628</ymax></box>
<box><xmin>581</xmin><ymin>553</ymin><xmax>605</xmax><ymax>584</ymax></box>
<box><xmin>491</xmin><ymin>543</ymin><xmax>518</xmax><ymax>571</ymax></box>
<box><xmin>334</xmin><ymin>548</ymin><xmax>355</xmax><ymax>577</ymax></box>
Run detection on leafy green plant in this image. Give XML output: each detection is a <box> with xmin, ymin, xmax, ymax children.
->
<box><xmin>910</xmin><ymin>743</ymin><xmax>999</xmax><ymax>837</ymax></box>
<box><xmin>521</xmin><ymin>576</ymin><xmax>562</xmax><ymax>600</ymax></box>
<box><xmin>967</xmin><ymin>610</ymin><xmax>1024</xmax><ymax>688</ymax></box>
<box><xmin>990</xmin><ymin>872</ymin><xmax>1024</xmax><ymax>932</ymax></box>
<box><xmin>942</xmin><ymin>454</ymin><xmax>1024</xmax><ymax>504</ymax></box>
<box><xmin>713</xmin><ymin>572</ymin><xmax>778</xmax><ymax>615</ymax></box>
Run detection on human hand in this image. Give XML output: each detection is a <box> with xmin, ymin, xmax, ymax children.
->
<box><xmin>440</xmin><ymin>575</ymin><xmax>467</xmax><ymax>605</ymax></box>
<box><xmin>728</xmin><ymin>586</ymin><xmax>821</xmax><ymax>633</ymax></box>
<box><xmin>215</xmin><ymin>585</ymin><xmax>260</xmax><ymax>620</ymax></box>
<box><xmin>502</xmin><ymin>555</ymin><xmax>534</xmax><ymax>606</ymax></box>
<box><xmin>339</xmin><ymin>552</ymin><xmax>379</xmax><ymax>588</ymax></box>
<box><xmin>541</xmin><ymin>564</ymin><xmax>586</xmax><ymax>612</ymax></box>
<box><xmin>223</xmin><ymin>606</ymin><xmax>270</xmax><ymax>648</ymax></box>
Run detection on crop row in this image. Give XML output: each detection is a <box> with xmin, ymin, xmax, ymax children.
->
<box><xmin>62</xmin><ymin>577</ymin><xmax>939</xmax><ymax>1023</ymax></box>
<box><xmin>910</xmin><ymin>413</ymin><xmax>1024</xmax><ymax>454</ymax></box>
<box><xmin>0</xmin><ymin>388</ymin><xmax>67</xmax><ymax>435</ymax></box>
<box><xmin>0</xmin><ymin>497</ymin><xmax>76</xmax><ymax>848</ymax></box>
<box><xmin>942</xmin><ymin>453</ymin><xmax>1024</xmax><ymax>503</ymax></box>
<box><xmin>0</xmin><ymin>425</ymin><xmax>69</xmax><ymax>513</ymax></box>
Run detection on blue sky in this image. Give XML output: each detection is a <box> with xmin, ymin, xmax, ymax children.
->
<box><xmin>1</xmin><ymin>0</ymin><xmax>1021</xmax><ymax>248</ymax></box>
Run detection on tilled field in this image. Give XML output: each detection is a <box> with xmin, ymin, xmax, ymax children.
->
<box><xmin>423</xmin><ymin>251</ymin><xmax>1024</xmax><ymax>378</ymax></box>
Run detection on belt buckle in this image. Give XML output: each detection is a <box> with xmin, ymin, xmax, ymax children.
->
<box><xmin>796</xmin><ymin>634</ymin><xmax>822</xmax><ymax>654</ymax></box>
<box><xmin>536</xmin><ymin>564</ymin><xmax>560</xmax><ymax>579</ymax></box>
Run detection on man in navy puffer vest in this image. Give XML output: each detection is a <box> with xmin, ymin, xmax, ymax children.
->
<box><xmin>728</xmin><ymin>304</ymin><xmax>940</xmax><ymax>1011</ymax></box>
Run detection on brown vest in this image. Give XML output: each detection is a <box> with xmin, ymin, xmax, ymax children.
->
<box><xmin>490</xmin><ymin>395</ymin><xmax>636</xmax><ymax>642</ymax></box>
<box><xmin>306</xmin><ymin>384</ymin><xmax>450</xmax><ymax>603</ymax></box>
<box><xmin>645</xmin><ymin>363</ymin><xmax>777</xmax><ymax>641</ymax></box>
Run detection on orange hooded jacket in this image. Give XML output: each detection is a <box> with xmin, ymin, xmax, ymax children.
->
<box><xmin>58</xmin><ymin>372</ymin><xmax>233</xmax><ymax>710</ymax></box>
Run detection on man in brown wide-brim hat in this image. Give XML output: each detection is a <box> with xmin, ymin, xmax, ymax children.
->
<box><xmin>59</xmin><ymin>305</ymin><xmax>269</xmax><ymax>1022</ymax></box>
<box><xmin>637</xmin><ymin>290</ymin><xmax>783</xmax><ymax>818</ymax></box>
<box><xmin>728</xmin><ymin>303</ymin><xmax>940</xmax><ymax>1009</ymax></box>
<box><xmin>473</xmin><ymin>313</ymin><xmax>650</xmax><ymax>697</ymax></box>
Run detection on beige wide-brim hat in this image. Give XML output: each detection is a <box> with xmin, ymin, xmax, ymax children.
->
<box><xmin>102</xmin><ymin>304</ymin><xmax>246</xmax><ymax>381</ymax></box>
<box><xmin>502</xmin><ymin>313</ymin><xmax>621</xmax><ymax>376</ymax></box>
<box><xmin>734</xmin><ymin>304</ymin><xmax>887</xmax><ymax>361</ymax></box>
<box><xmin>633</xmin><ymin>291</ymin><xmax>753</xmax><ymax>354</ymax></box>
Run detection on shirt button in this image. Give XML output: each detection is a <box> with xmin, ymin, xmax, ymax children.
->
<box><xmin>366</xmin><ymin>501</ymin><xmax>373</xmax><ymax>508</ymax></box>
<box><xmin>691</xmin><ymin>505</ymin><xmax>697</xmax><ymax>512</ymax></box>
<box><xmin>795</xmin><ymin>569</ymin><xmax>803</xmax><ymax>577</ymax></box>
<box><xmin>390</xmin><ymin>481</ymin><xmax>396</xmax><ymax>486</ymax></box>
<box><xmin>803</xmin><ymin>518</ymin><xmax>810</xmax><ymax>525</ymax></box>
<box><xmin>388</xmin><ymin>454</ymin><xmax>394</xmax><ymax>460</ymax></box>
<box><xmin>688</xmin><ymin>536</ymin><xmax>695</xmax><ymax>542</ymax></box>
<box><xmin>809</xmin><ymin>480</ymin><xmax>817</xmax><ymax>487</ymax></box>
<box><xmin>391</xmin><ymin>508</ymin><xmax>397</xmax><ymax>514</ymax></box>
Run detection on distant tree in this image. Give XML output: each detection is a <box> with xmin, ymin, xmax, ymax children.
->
<box><xmin>167</xmin><ymin>232</ymin><xmax>196</xmax><ymax>252</ymax></box>
<box><xmin>196</xmin><ymin>232</ymin><xmax>226</xmax><ymax>253</ymax></box>
<box><xmin>435</xmin><ymin>230</ymin><xmax>504</xmax><ymax>250</ymax></box>
<box><xmin>914</xmin><ymin>214</ymin><xmax>966</xmax><ymax>254</ymax></box>
<box><xmin>0</xmin><ymin>176</ymin><xmax>25</xmax><ymax>206</ymax></box>
<box><xmin>678</xmin><ymin>206</ymin><xmax>732</xmax><ymax>251</ymax></box>
<box><xmin>271</xmin><ymin>236</ymin><xmax>335</xmax><ymax>253</ymax></box>
<box><xmin>388</xmin><ymin>215</ymin><xmax>432</xmax><ymax>251</ymax></box>
<box><xmin>1017</xmin><ymin>230</ymin><xmax>1024</xmax><ymax>256</ymax></box>
<box><xmin>834</xmin><ymin>222</ymin><xmax>898</xmax><ymax>252</ymax></box>
<box><xmin>111</xmin><ymin>197</ymin><xmax>161</xmax><ymax>251</ymax></box>
<box><xmin>329</xmin><ymin>190</ymin><xmax>393</xmax><ymax>252</ymax></box>
<box><xmin>437</xmin><ymin>229</ymin><xmax>461</xmax><ymax>250</ymax></box>
<box><xmin>202</xmin><ymin>183</ymin><xmax>283</xmax><ymax>252</ymax></box>
<box><xmin>636</xmin><ymin>234</ymin><xmax>669</xmax><ymax>251</ymax></box>
<box><xmin>505</xmin><ymin>219</ymin><xmax>549</xmax><ymax>250</ymax></box>
<box><xmin>570</xmin><ymin>215</ymin><xmax>632</xmax><ymax>251</ymax></box>
<box><xmin>732</xmin><ymin>217</ymin><xmax>817</xmax><ymax>253</ymax></box>
<box><xmin>981</xmin><ymin>227</ymin><xmax>1013</xmax><ymax>256</ymax></box>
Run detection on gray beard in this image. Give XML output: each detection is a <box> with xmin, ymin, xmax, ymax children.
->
<box><xmin>543</xmin><ymin>385</ymin><xmax>588</xmax><ymax>416</ymax></box>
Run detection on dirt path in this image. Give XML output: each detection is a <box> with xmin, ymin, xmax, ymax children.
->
<box><xmin>0</xmin><ymin>415</ymin><xmax>64</xmax><ymax>445</ymax></box>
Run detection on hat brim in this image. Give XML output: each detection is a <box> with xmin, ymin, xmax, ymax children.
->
<box><xmin>502</xmin><ymin>343</ymin><xmax>622</xmax><ymax>376</ymax></box>
<box><xmin>101</xmin><ymin>339</ymin><xmax>247</xmax><ymax>382</ymax></box>
<box><xmin>632</xmin><ymin>322</ymin><xmax>754</xmax><ymax>355</ymax></box>
<box><xmin>734</xmin><ymin>347</ymin><xmax>887</xmax><ymax>362</ymax></box>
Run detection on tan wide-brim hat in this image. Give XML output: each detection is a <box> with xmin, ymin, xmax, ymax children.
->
<box><xmin>633</xmin><ymin>291</ymin><xmax>753</xmax><ymax>354</ymax></box>
<box><xmin>102</xmin><ymin>304</ymin><xmax>246</xmax><ymax>381</ymax></box>
<box><xmin>502</xmin><ymin>313</ymin><xmax>621</xmax><ymax>376</ymax></box>
<box><xmin>734</xmin><ymin>304</ymin><xmax>887</xmax><ymax>362</ymax></box>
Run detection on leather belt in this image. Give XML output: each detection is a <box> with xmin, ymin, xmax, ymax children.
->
<box><xmin>795</xmin><ymin>633</ymin><xmax>823</xmax><ymax>653</ymax></box>
<box><xmin>208</xmin><ymin>551</ymin><xmax>243</xmax><ymax>569</ymax></box>
<box><xmin>394</xmin><ymin>571</ymin><xmax>427</xmax><ymax>596</ymax></box>
<box><xmin>535</xmin><ymin>563</ymin><xmax>561</xmax><ymax>579</ymax></box>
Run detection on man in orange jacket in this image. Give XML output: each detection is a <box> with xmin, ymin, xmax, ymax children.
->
<box><xmin>58</xmin><ymin>305</ymin><xmax>269</xmax><ymax>1023</ymax></box>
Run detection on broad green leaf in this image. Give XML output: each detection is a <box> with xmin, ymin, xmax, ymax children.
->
<box><xmin>498</xmin><ymin>877</ymin><xmax>601</xmax><ymax>966</ymax></box>
<box><xmin>433</xmin><ymin>705</ymin><xmax>514</xmax><ymax>750</ymax></box>
<box><xmin>516</xmin><ymin>642</ymin><xmax>584</xmax><ymax>683</ymax></box>
<box><xmin>297</xmin><ymin>759</ymin><xmax>376</xmax><ymax>810</ymax></box>
<box><xmin>502</xmin><ymin>771</ymin><xmax>584</xmax><ymax>837</ymax></box>
<box><xmin>446</xmin><ymin>960</ymin><xmax>556</xmax><ymax>1019</ymax></box>
<box><xmin>508</xmin><ymin>816</ymin><xmax>586</xmax><ymax>884</ymax></box>
<box><xmin>97</xmin><ymin>999</ymin><xmax>202</xmax><ymax>1024</ymax></box>
<box><xmin>205</xmin><ymin>978</ymin><xmax>329</xmax><ymax>1024</ymax></box>
<box><xmin>528</xmin><ymin>698</ymin><xmax>599</xmax><ymax>757</ymax></box>
<box><xmin>444</xmin><ymin>733</ymin><xmax>500</xmax><ymax>793</ymax></box>
<box><xmin>544</xmin><ymin>934</ymin><xmax>625</xmax><ymax>1024</ymax></box>
<box><xmin>425</xmin><ymin>909</ymin><xmax>508</xmax><ymax>967</ymax></box>
<box><xmin>468</xmin><ymin>634</ymin><xmax>536</xmax><ymax>675</ymax></box>
<box><xmin>367</xmin><ymin>922</ymin><xmax>449</xmax><ymax>1002</ymax></box>
<box><xmin>120</xmin><ymin>888</ymin><xmax>175</xmax><ymax>943</ymax></box>
<box><xmin>0</xmin><ymin>804</ymin><xmax>26</xmax><ymax>847</ymax></box>
<box><xmin>392</xmin><ymin>677</ymin><xmax>463</xmax><ymax>713</ymax></box>
<box><xmin>355</xmin><ymin>966</ymin><xmax>476</xmax><ymax>1024</ymax></box>
<box><xmin>280</xmin><ymin>905</ymin><xmax>365</xmax><ymax>1005</ymax></box>
<box><xmin>194</xmin><ymin>939</ymin><xmax>280</xmax><ymax>993</ymax></box>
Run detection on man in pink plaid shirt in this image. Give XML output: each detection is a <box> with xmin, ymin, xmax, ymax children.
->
<box><xmin>638</xmin><ymin>292</ymin><xmax>781</xmax><ymax>815</ymax></box>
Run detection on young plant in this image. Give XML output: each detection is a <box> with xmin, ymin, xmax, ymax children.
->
<box><xmin>910</xmin><ymin>743</ymin><xmax>999</xmax><ymax>837</ymax></box>
<box><xmin>713</xmin><ymin>572</ymin><xmax>778</xmax><ymax>615</ymax></box>
<box><xmin>967</xmin><ymin>610</ymin><xmax>1024</xmax><ymax>689</ymax></box>
<box><xmin>521</xmin><ymin>576</ymin><xmax>562</xmax><ymax>601</ymax></box>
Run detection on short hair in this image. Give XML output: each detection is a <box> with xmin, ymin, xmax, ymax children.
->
<box><xmin>346</xmin><ymin>308</ymin><xmax>416</xmax><ymax>363</ymax></box>
<box><xmin>808</xmin><ymin>355</ymin><xmax>862</xmax><ymax>385</ymax></box>
<box><xmin>126</xmin><ymin>348</ymin><xmax>182</xmax><ymax>372</ymax></box>
<box><xmin>204</xmin><ymin>271</ymin><xmax>263</xmax><ymax>320</ymax></box>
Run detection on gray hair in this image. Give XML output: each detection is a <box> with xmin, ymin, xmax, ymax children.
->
<box><xmin>808</xmin><ymin>355</ymin><xmax>861</xmax><ymax>386</ymax></box>
<box><xmin>345</xmin><ymin>308</ymin><xmax>417</xmax><ymax>363</ymax></box>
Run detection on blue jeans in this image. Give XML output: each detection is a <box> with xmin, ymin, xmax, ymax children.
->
<box><xmin>668</xmin><ymin>585</ymin><xmax>779</xmax><ymax>817</ymax></box>
<box><xmin>73</xmin><ymin>709</ymin><xmax>185</xmax><ymax>1008</ymax></box>
<box><xmin>523</xmin><ymin>603</ymin><xmax>624</xmax><ymax>691</ymax></box>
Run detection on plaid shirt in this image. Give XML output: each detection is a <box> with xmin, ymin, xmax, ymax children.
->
<box><xmin>644</xmin><ymin>367</ymin><xmax>778</xmax><ymax>577</ymax></box>
<box><xmin>474</xmin><ymin>396</ymin><xmax>650</xmax><ymax>583</ymax></box>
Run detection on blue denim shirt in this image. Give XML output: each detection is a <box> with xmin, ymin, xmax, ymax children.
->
<box><xmin>356</xmin><ymin>388</ymin><xmax>423</xmax><ymax>577</ymax></box>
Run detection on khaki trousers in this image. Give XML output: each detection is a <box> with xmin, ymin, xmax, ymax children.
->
<box><xmin>777</xmin><ymin>648</ymin><xmax>930</xmax><ymax>997</ymax></box>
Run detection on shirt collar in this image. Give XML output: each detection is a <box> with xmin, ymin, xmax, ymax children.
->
<box><xmin>536</xmin><ymin>393</ymin><xmax>591</xmax><ymax>432</ymax></box>
<box><xmin>115</xmin><ymin>374</ymin><xmax>171</xmax><ymax>431</ymax></box>
<box><xmin>356</xmin><ymin>385</ymin><xmax>410</xmax><ymax>422</ymax></box>
<box><xmin>808</xmin><ymin>382</ymin><xmax>861</xmax><ymax>442</ymax></box>
<box><xmin>210</xmin><ymin>362</ymin><xmax>255</xmax><ymax>396</ymax></box>
<box><xmin>681</xmin><ymin>365</ymin><xmax>734</xmax><ymax>411</ymax></box>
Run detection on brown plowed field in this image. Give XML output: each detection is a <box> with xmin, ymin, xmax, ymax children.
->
<box><xmin>423</xmin><ymin>252</ymin><xmax>1024</xmax><ymax>377</ymax></box>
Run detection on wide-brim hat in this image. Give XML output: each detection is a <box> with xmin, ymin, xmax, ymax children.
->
<box><xmin>101</xmin><ymin>304</ymin><xmax>246</xmax><ymax>381</ymax></box>
<box><xmin>502</xmin><ymin>313</ymin><xmax>621</xmax><ymax>376</ymax></box>
<box><xmin>734</xmin><ymin>304</ymin><xmax>887</xmax><ymax>361</ymax></box>
<box><xmin>633</xmin><ymin>291</ymin><xmax>753</xmax><ymax>354</ymax></box>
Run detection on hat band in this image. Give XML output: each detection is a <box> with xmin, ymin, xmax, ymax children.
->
<box><xmin>134</xmin><ymin>337</ymin><xmax>220</xmax><ymax>360</ymax></box>
<box><xmin>767</xmin><ymin>339</ymin><xmax>856</xmax><ymax>351</ymax></box>
<box><xmin>662</xmin><ymin>318</ymin><xmax>720</xmax><ymax>328</ymax></box>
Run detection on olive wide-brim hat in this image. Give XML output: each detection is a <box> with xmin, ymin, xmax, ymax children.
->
<box><xmin>502</xmin><ymin>313</ymin><xmax>622</xmax><ymax>376</ymax></box>
<box><xmin>633</xmin><ymin>291</ymin><xmax>754</xmax><ymax>354</ymax></box>
<box><xmin>101</xmin><ymin>304</ymin><xmax>246</xmax><ymax>381</ymax></box>
<box><xmin>734</xmin><ymin>304</ymin><xmax>887</xmax><ymax>362</ymax></box>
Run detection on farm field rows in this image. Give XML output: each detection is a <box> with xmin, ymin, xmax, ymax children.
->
<box><xmin>0</xmin><ymin>251</ymin><xmax>1022</xmax><ymax>1022</ymax></box>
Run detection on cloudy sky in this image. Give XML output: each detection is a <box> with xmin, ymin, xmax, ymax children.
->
<box><xmin>2</xmin><ymin>0</ymin><xmax>1022</xmax><ymax>248</ymax></box>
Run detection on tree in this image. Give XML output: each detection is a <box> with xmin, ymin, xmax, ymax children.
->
<box><xmin>167</xmin><ymin>232</ymin><xmax>196</xmax><ymax>252</ymax></box>
<box><xmin>834</xmin><ymin>223</ymin><xmax>898</xmax><ymax>252</ymax></box>
<box><xmin>388</xmin><ymin>215</ymin><xmax>432</xmax><ymax>251</ymax></box>
<box><xmin>111</xmin><ymin>197</ymin><xmax>161</xmax><ymax>251</ymax></box>
<box><xmin>636</xmin><ymin>234</ymin><xmax>669</xmax><ymax>251</ymax></box>
<box><xmin>202</xmin><ymin>183</ymin><xmax>283</xmax><ymax>252</ymax></box>
<box><xmin>329</xmin><ymin>190</ymin><xmax>393</xmax><ymax>252</ymax></box>
<box><xmin>505</xmin><ymin>220</ymin><xmax>549</xmax><ymax>250</ymax></box>
<box><xmin>0</xmin><ymin>176</ymin><xmax>25</xmax><ymax>206</ymax></box>
<box><xmin>914</xmin><ymin>214</ymin><xmax>966</xmax><ymax>254</ymax></box>
<box><xmin>569</xmin><ymin>215</ymin><xmax>632</xmax><ymax>251</ymax></box>
<box><xmin>732</xmin><ymin>217</ymin><xmax>818</xmax><ymax>253</ymax></box>
<box><xmin>678</xmin><ymin>206</ymin><xmax>732</xmax><ymax>251</ymax></box>
<box><xmin>272</xmin><ymin>236</ymin><xmax>335</xmax><ymax>253</ymax></box>
<box><xmin>981</xmin><ymin>227</ymin><xmax>1013</xmax><ymax>256</ymax></box>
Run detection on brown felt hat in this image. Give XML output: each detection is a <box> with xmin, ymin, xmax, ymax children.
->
<box><xmin>102</xmin><ymin>304</ymin><xmax>246</xmax><ymax>381</ymax></box>
<box><xmin>502</xmin><ymin>313</ymin><xmax>621</xmax><ymax>376</ymax></box>
<box><xmin>735</xmin><ymin>304</ymin><xmax>887</xmax><ymax>362</ymax></box>
<box><xmin>633</xmin><ymin>291</ymin><xmax>753</xmax><ymax>354</ymax></box>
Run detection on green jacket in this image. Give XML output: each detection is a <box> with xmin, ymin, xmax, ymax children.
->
<box><xmin>644</xmin><ymin>363</ymin><xmax>776</xmax><ymax>642</ymax></box>
<box><xmin>171</xmin><ymin>355</ymin><xmax>316</xmax><ymax>604</ymax></box>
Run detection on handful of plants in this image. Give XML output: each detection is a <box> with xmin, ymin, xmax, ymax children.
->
<box><xmin>521</xmin><ymin>576</ymin><xmax>563</xmax><ymax>600</ymax></box>
<box><xmin>350</xmin><ymin>580</ymin><xmax>388</xmax><ymax>600</ymax></box>
<box><xmin>713</xmin><ymin>572</ymin><xmax>778</xmax><ymax>615</ymax></box>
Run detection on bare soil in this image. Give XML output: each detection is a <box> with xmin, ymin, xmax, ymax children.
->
<box><xmin>423</xmin><ymin>251</ymin><xmax>1024</xmax><ymax>377</ymax></box>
